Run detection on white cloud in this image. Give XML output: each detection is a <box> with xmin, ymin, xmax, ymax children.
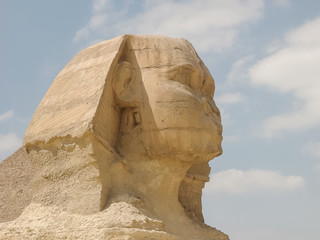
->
<box><xmin>302</xmin><ymin>141</ymin><xmax>320</xmax><ymax>158</ymax></box>
<box><xmin>0</xmin><ymin>133</ymin><xmax>22</xmax><ymax>152</ymax></box>
<box><xmin>73</xmin><ymin>14</ymin><xmax>108</xmax><ymax>42</ymax></box>
<box><xmin>227</xmin><ymin>55</ymin><xmax>254</xmax><ymax>82</ymax></box>
<box><xmin>93</xmin><ymin>0</ymin><xmax>109</xmax><ymax>12</ymax></box>
<box><xmin>73</xmin><ymin>0</ymin><xmax>264</xmax><ymax>52</ymax></box>
<box><xmin>205</xmin><ymin>169</ymin><xmax>305</xmax><ymax>194</ymax></box>
<box><xmin>265</xmin><ymin>39</ymin><xmax>283</xmax><ymax>54</ymax></box>
<box><xmin>286</xmin><ymin>17</ymin><xmax>320</xmax><ymax>47</ymax></box>
<box><xmin>0</xmin><ymin>110</ymin><xmax>13</xmax><ymax>121</ymax></box>
<box><xmin>215</xmin><ymin>92</ymin><xmax>245</xmax><ymax>105</ymax></box>
<box><xmin>249</xmin><ymin>16</ymin><xmax>320</xmax><ymax>137</ymax></box>
<box><xmin>73</xmin><ymin>0</ymin><xmax>110</xmax><ymax>42</ymax></box>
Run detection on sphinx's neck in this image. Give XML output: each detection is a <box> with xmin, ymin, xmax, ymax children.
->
<box><xmin>108</xmin><ymin>156</ymin><xmax>191</xmax><ymax>220</ymax></box>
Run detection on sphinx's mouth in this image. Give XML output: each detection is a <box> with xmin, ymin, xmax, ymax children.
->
<box><xmin>185</xmin><ymin>171</ymin><xmax>210</xmax><ymax>183</ymax></box>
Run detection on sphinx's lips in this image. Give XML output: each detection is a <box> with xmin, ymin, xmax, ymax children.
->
<box><xmin>186</xmin><ymin>172</ymin><xmax>210</xmax><ymax>182</ymax></box>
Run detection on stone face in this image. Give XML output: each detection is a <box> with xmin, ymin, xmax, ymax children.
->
<box><xmin>0</xmin><ymin>35</ymin><xmax>228</xmax><ymax>240</ymax></box>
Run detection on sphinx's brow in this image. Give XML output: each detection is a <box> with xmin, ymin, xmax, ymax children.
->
<box><xmin>167</xmin><ymin>63</ymin><xmax>202</xmax><ymax>73</ymax></box>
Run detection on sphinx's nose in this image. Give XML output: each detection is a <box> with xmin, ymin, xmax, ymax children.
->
<box><xmin>201</xmin><ymin>97</ymin><xmax>223</xmax><ymax>135</ymax></box>
<box><xmin>201</xmin><ymin>97</ymin><xmax>220</xmax><ymax>117</ymax></box>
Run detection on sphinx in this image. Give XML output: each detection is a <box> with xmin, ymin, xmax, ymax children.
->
<box><xmin>0</xmin><ymin>35</ymin><xmax>228</xmax><ymax>240</ymax></box>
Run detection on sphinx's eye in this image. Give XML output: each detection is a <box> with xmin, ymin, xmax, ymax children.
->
<box><xmin>188</xmin><ymin>69</ymin><xmax>205</xmax><ymax>90</ymax></box>
<box><xmin>198</xmin><ymin>68</ymin><xmax>215</xmax><ymax>98</ymax></box>
<box><xmin>171</xmin><ymin>64</ymin><xmax>204</xmax><ymax>89</ymax></box>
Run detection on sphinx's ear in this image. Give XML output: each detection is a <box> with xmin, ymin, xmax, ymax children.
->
<box><xmin>113</xmin><ymin>61</ymin><xmax>140</xmax><ymax>106</ymax></box>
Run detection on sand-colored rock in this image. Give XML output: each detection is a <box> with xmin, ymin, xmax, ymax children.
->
<box><xmin>0</xmin><ymin>35</ymin><xmax>228</xmax><ymax>240</ymax></box>
<box><xmin>0</xmin><ymin>148</ymin><xmax>34</xmax><ymax>222</ymax></box>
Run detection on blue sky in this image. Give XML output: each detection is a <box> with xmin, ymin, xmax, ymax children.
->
<box><xmin>1</xmin><ymin>0</ymin><xmax>320</xmax><ymax>239</ymax></box>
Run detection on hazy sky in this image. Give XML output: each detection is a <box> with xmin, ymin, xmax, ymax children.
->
<box><xmin>1</xmin><ymin>0</ymin><xmax>320</xmax><ymax>239</ymax></box>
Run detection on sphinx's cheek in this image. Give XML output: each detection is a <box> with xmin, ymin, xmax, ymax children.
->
<box><xmin>143</xmin><ymin>80</ymin><xmax>213</xmax><ymax>129</ymax></box>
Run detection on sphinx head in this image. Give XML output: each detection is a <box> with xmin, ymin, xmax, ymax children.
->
<box><xmin>24</xmin><ymin>35</ymin><xmax>223</xmax><ymax>227</ymax></box>
<box><xmin>113</xmin><ymin>36</ymin><xmax>222</xmax><ymax>164</ymax></box>
<box><xmin>111</xmin><ymin>36</ymin><xmax>223</xmax><ymax>223</ymax></box>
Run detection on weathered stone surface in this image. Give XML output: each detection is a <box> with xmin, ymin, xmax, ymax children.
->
<box><xmin>0</xmin><ymin>148</ymin><xmax>34</xmax><ymax>222</ymax></box>
<box><xmin>0</xmin><ymin>35</ymin><xmax>228</xmax><ymax>240</ymax></box>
